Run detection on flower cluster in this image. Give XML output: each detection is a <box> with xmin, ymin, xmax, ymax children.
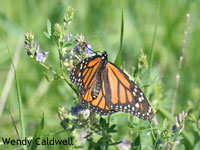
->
<box><xmin>138</xmin><ymin>49</ymin><xmax>148</xmax><ymax>70</ymax></box>
<box><xmin>172</xmin><ymin>111</ymin><xmax>187</xmax><ymax>133</ymax></box>
<box><xmin>53</xmin><ymin>23</ymin><xmax>62</xmax><ymax>41</ymax></box>
<box><xmin>58</xmin><ymin>104</ymin><xmax>90</xmax><ymax>132</ymax></box>
<box><xmin>166</xmin><ymin>141</ymin><xmax>180</xmax><ymax>150</ymax></box>
<box><xmin>24</xmin><ymin>32</ymin><xmax>49</xmax><ymax>63</ymax></box>
<box><xmin>63</xmin><ymin>33</ymin><xmax>94</xmax><ymax>71</ymax></box>
<box><xmin>64</xmin><ymin>6</ymin><xmax>74</xmax><ymax>27</ymax></box>
<box><xmin>72</xmin><ymin>34</ymin><xmax>93</xmax><ymax>58</ymax></box>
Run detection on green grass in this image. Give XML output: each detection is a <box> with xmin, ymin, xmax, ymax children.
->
<box><xmin>4</xmin><ymin>35</ymin><xmax>27</xmax><ymax>150</ymax></box>
<box><xmin>0</xmin><ymin>0</ymin><xmax>200</xmax><ymax>149</ymax></box>
<box><xmin>114</xmin><ymin>10</ymin><xmax>124</xmax><ymax>67</ymax></box>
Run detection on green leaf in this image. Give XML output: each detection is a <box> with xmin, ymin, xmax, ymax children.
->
<box><xmin>194</xmin><ymin>141</ymin><xmax>200</xmax><ymax>150</ymax></box>
<box><xmin>44</xmin><ymin>67</ymin><xmax>54</xmax><ymax>82</ymax></box>
<box><xmin>108</xmin><ymin>124</ymin><xmax>117</xmax><ymax>133</ymax></box>
<box><xmin>49</xmin><ymin>67</ymin><xmax>54</xmax><ymax>80</ymax></box>
<box><xmin>43</xmin><ymin>31</ymin><xmax>50</xmax><ymax>39</ymax></box>
<box><xmin>44</xmin><ymin>72</ymin><xmax>50</xmax><ymax>82</ymax></box>
<box><xmin>149</xmin><ymin>76</ymin><xmax>160</xmax><ymax>85</ymax></box>
<box><xmin>109</xmin><ymin>141</ymin><xmax>121</xmax><ymax>145</ymax></box>
<box><xmin>30</xmin><ymin>113</ymin><xmax>45</xmax><ymax>150</ymax></box>
<box><xmin>63</xmin><ymin>42</ymin><xmax>73</xmax><ymax>47</ymax></box>
<box><xmin>140</xmin><ymin>69</ymin><xmax>150</xmax><ymax>87</ymax></box>
<box><xmin>114</xmin><ymin>10</ymin><xmax>124</xmax><ymax>67</ymax></box>
<box><xmin>47</xmin><ymin>19</ymin><xmax>51</xmax><ymax>36</ymax></box>
<box><xmin>162</xmin><ymin>118</ymin><xmax>168</xmax><ymax>130</ymax></box>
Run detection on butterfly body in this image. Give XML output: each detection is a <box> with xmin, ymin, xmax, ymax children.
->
<box><xmin>70</xmin><ymin>51</ymin><xmax>154</xmax><ymax>120</ymax></box>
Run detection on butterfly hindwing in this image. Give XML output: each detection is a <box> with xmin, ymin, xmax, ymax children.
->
<box><xmin>105</xmin><ymin>62</ymin><xmax>153</xmax><ymax>120</ymax></box>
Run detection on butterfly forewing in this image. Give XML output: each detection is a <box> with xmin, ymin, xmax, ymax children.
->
<box><xmin>70</xmin><ymin>56</ymin><xmax>101</xmax><ymax>93</ymax></box>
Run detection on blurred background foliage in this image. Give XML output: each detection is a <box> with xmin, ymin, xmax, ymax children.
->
<box><xmin>0</xmin><ymin>0</ymin><xmax>200</xmax><ymax>149</ymax></box>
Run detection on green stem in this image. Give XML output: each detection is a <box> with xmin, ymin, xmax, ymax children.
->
<box><xmin>57</xmin><ymin>37</ymin><xmax>64</xmax><ymax>71</ymax></box>
<box><xmin>39</xmin><ymin>63</ymin><xmax>79</xmax><ymax>98</ymax></box>
<box><xmin>58</xmin><ymin>48</ymin><xmax>63</xmax><ymax>70</ymax></box>
<box><xmin>62</xmin><ymin>72</ymin><xmax>79</xmax><ymax>98</ymax></box>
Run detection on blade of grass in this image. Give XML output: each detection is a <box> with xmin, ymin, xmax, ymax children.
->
<box><xmin>8</xmin><ymin>109</ymin><xmax>20</xmax><ymax>139</ymax></box>
<box><xmin>114</xmin><ymin>9</ymin><xmax>124</xmax><ymax>67</ymax></box>
<box><xmin>149</xmin><ymin>0</ymin><xmax>160</xmax><ymax>70</ymax></box>
<box><xmin>0</xmin><ymin>36</ymin><xmax>23</xmax><ymax>118</ymax></box>
<box><xmin>30</xmin><ymin>113</ymin><xmax>44</xmax><ymax>150</ymax></box>
<box><xmin>146</xmin><ymin>0</ymin><xmax>160</xmax><ymax>139</ymax></box>
<box><xmin>3</xmin><ymin>35</ymin><xmax>27</xmax><ymax>150</ymax></box>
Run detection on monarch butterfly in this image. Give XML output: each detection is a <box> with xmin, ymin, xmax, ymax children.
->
<box><xmin>70</xmin><ymin>51</ymin><xmax>154</xmax><ymax>120</ymax></box>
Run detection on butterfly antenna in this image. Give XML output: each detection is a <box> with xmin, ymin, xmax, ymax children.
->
<box><xmin>86</xmin><ymin>47</ymin><xmax>99</xmax><ymax>55</ymax></box>
<box><xmin>86</xmin><ymin>47</ymin><xmax>105</xmax><ymax>55</ymax></box>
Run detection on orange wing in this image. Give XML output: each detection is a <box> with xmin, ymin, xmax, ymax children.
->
<box><xmin>80</xmin><ymin>68</ymin><xmax>116</xmax><ymax>115</ymax></box>
<box><xmin>70</xmin><ymin>56</ymin><xmax>101</xmax><ymax>93</ymax></box>
<box><xmin>71</xmin><ymin>51</ymin><xmax>153</xmax><ymax>120</ymax></box>
<box><xmin>104</xmin><ymin>62</ymin><xmax>154</xmax><ymax>120</ymax></box>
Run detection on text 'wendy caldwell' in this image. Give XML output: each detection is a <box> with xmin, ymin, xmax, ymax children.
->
<box><xmin>1</xmin><ymin>137</ymin><xmax>73</xmax><ymax>147</ymax></box>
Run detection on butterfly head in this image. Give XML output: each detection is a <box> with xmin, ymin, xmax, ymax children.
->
<box><xmin>102</xmin><ymin>51</ymin><xmax>108</xmax><ymax>60</ymax></box>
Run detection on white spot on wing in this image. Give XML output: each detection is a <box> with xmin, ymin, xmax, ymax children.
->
<box><xmin>135</xmin><ymin>103</ymin><xmax>139</xmax><ymax>108</ymax></box>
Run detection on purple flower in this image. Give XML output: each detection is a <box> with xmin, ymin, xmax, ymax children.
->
<box><xmin>66</xmin><ymin>34</ymin><xmax>72</xmax><ymax>41</ymax></box>
<box><xmin>33</xmin><ymin>42</ymin><xmax>37</xmax><ymax>48</ymax></box>
<box><xmin>179</xmin><ymin>119</ymin><xmax>185</xmax><ymax>130</ymax></box>
<box><xmin>24</xmin><ymin>45</ymin><xmax>30</xmax><ymax>50</ymax></box>
<box><xmin>36</xmin><ymin>53</ymin><xmax>43</xmax><ymax>62</ymax></box>
<box><xmin>75</xmin><ymin>34</ymin><xmax>85</xmax><ymax>44</ymax></box>
<box><xmin>172</xmin><ymin>111</ymin><xmax>187</xmax><ymax>133</ymax></box>
<box><xmin>36</xmin><ymin>51</ymin><xmax>49</xmax><ymax>62</ymax></box>
<box><xmin>83</xmin><ymin>42</ymin><xmax>92</xmax><ymax>50</ymax></box>
<box><xmin>175</xmin><ymin>116</ymin><xmax>178</xmax><ymax>125</ymax></box>
<box><xmin>60</xmin><ymin>122</ymin><xmax>66</xmax><ymax>129</ymax></box>
<box><xmin>42</xmin><ymin>51</ymin><xmax>49</xmax><ymax>58</ymax></box>
<box><xmin>60</xmin><ymin>118</ymin><xmax>69</xmax><ymax>129</ymax></box>
<box><xmin>175</xmin><ymin>140</ymin><xmax>180</xmax><ymax>146</ymax></box>
<box><xmin>70</xmin><ymin>103</ymin><xmax>83</xmax><ymax>116</ymax></box>
<box><xmin>118</xmin><ymin>140</ymin><xmax>131</xmax><ymax>150</ymax></box>
<box><xmin>82</xmin><ymin>43</ymin><xmax>88</xmax><ymax>50</ymax></box>
<box><xmin>71</xmin><ymin>125</ymin><xmax>75</xmax><ymax>131</ymax></box>
<box><xmin>25</xmin><ymin>45</ymin><xmax>32</xmax><ymax>56</ymax></box>
<box><xmin>27</xmin><ymin>51</ymin><xmax>32</xmax><ymax>56</ymax></box>
<box><xmin>34</xmin><ymin>45</ymin><xmax>40</xmax><ymax>56</ymax></box>
<box><xmin>24</xmin><ymin>32</ymin><xmax>49</xmax><ymax>62</ymax></box>
<box><xmin>167</xmin><ymin>143</ymin><xmax>172</xmax><ymax>150</ymax></box>
<box><xmin>97</xmin><ymin>131</ymin><xmax>102</xmax><ymax>135</ymax></box>
<box><xmin>64</xmin><ymin>118</ymin><xmax>69</xmax><ymax>123</ymax></box>
<box><xmin>72</xmin><ymin>45</ymin><xmax>80</xmax><ymax>54</ymax></box>
<box><xmin>84</xmin><ymin>48</ymin><xmax>93</xmax><ymax>57</ymax></box>
<box><xmin>79</xmin><ymin>109</ymin><xmax>90</xmax><ymax>118</ymax></box>
<box><xmin>172</xmin><ymin>125</ymin><xmax>177</xmax><ymax>132</ymax></box>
